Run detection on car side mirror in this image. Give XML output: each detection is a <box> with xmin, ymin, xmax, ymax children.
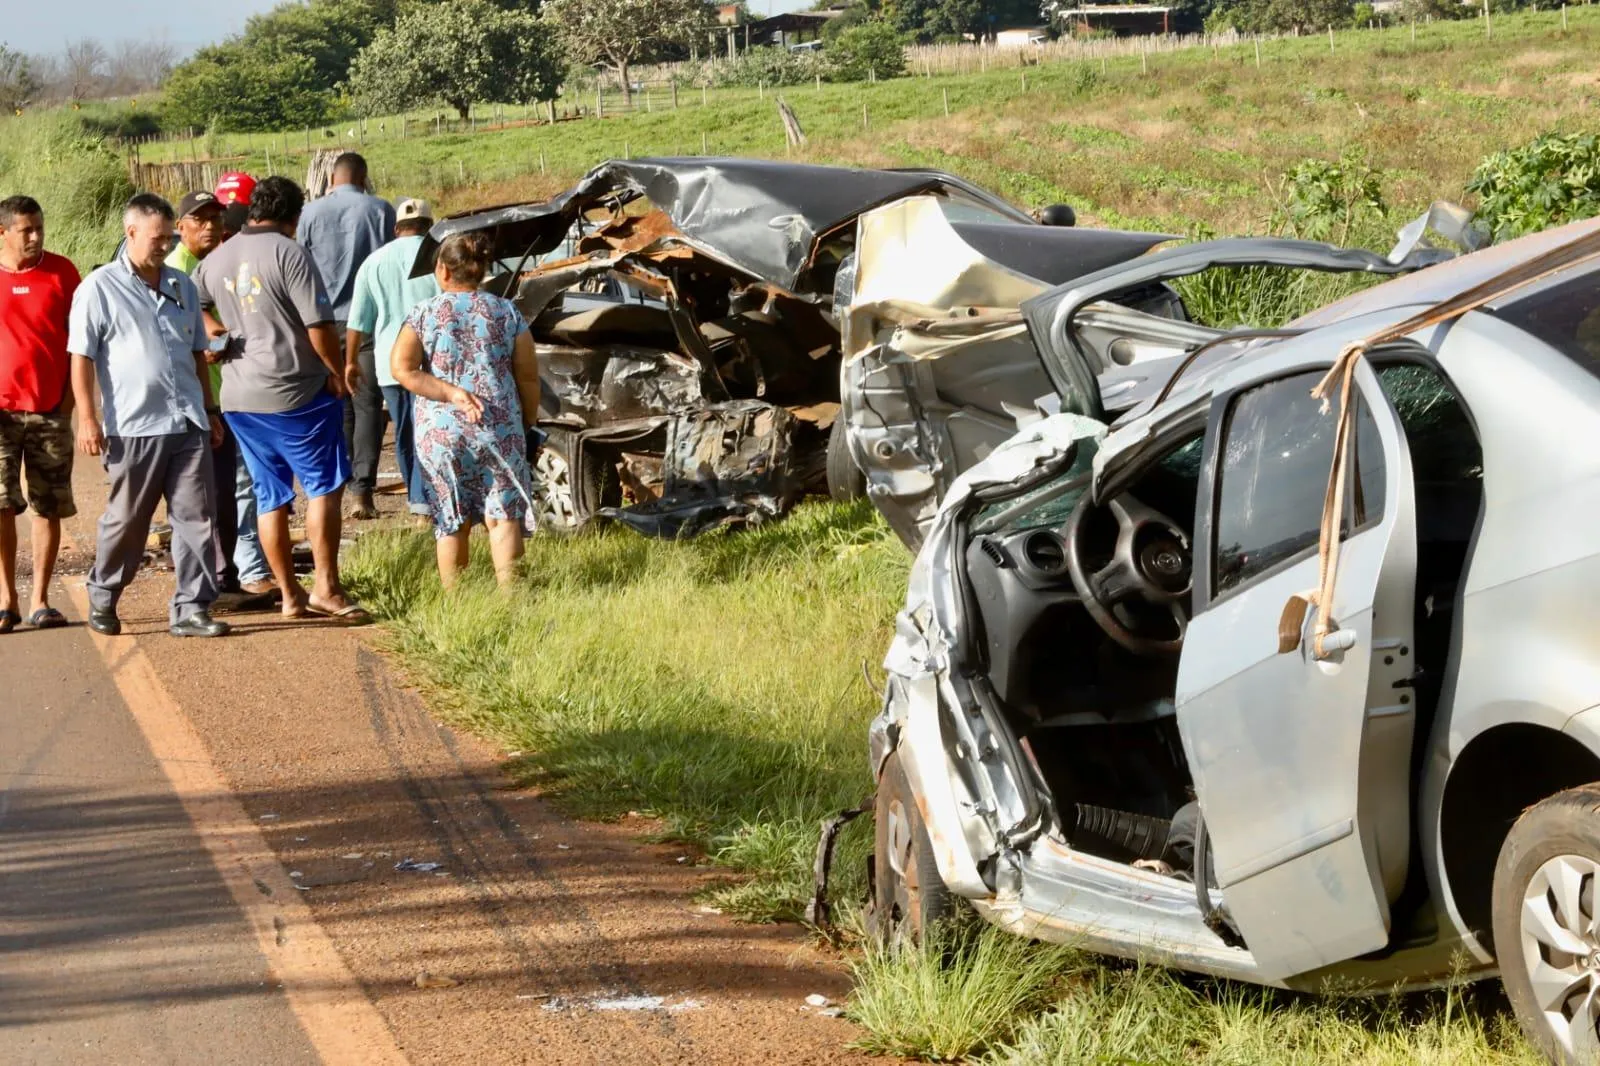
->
<box><xmin>1038</xmin><ymin>204</ymin><xmax>1076</xmax><ymax>227</ymax></box>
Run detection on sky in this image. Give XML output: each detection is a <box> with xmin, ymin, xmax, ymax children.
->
<box><xmin>8</xmin><ymin>0</ymin><xmax>817</xmax><ymax>58</ymax></box>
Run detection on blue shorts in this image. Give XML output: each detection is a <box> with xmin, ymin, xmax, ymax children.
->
<box><xmin>226</xmin><ymin>391</ymin><xmax>351</xmax><ymax>514</ymax></box>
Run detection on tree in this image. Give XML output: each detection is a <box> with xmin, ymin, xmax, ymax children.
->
<box><xmin>827</xmin><ymin>20</ymin><xmax>907</xmax><ymax>80</ymax></box>
<box><xmin>542</xmin><ymin>0</ymin><xmax>709</xmax><ymax>107</ymax></box>
<box><xmin>240</xmin><ymin>0</ymin><xmax>405</xmax><ymax>91</ymax></box>
<box><xmin>345</xmin><ymin>0</ymin><xmax>561</xmax><ymax>121</ymax></box>
<box><xmin>162</xmin><ymin>44</ymin><xmax>334</xmax><ymax>132</ymax></box>
<box><xmin>0</xmin><ymin>44</ymin><xmax>37</xmax><ymax>112</ymax></box>
<box><xmin>61</xmin><ymin>38</ymin><xmax>107</xmax><ymax>101</ymax></box>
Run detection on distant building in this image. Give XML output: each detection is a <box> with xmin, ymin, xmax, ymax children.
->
<box><xmin>1047</xmin><ymin>3</ymin><xmax>1186</xmax><ymax>36</ymax></box>
<box><xmin>993</xmin><ymin>25</ymin><xmax>1053</xmax><ymax>47</ymax></box>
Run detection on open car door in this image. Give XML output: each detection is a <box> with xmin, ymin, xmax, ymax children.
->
<box><xmin>1173</xmin><ymin>355</ymin><xmax>1418</xmax><ymax>981</ymax></box>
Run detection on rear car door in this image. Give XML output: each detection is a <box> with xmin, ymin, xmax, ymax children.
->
<box><xmin>1174</xmin><ymin>358</ymin><xmax>1419</xmax><ymax>981</ymax></box>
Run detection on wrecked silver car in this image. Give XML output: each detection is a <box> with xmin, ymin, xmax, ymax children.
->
<box><xmin>416</xmin><ymin>158</ymin><xmax>1160</xmax><ymax>536</ymax></box>
<box><xmin>864</xmin><ymin>215</ymin><xmax>1600</xmax><ymax>1065</ymax></box>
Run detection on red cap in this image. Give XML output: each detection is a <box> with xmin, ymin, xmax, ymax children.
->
<box><xmin>215</xmin><ymin>171</ymin><xmax>257</xmax><ymax>206</ymax></box>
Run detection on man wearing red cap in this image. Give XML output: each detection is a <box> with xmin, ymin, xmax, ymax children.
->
<box><xmin>215</xmin><ymin>171</ymin><xmax>257</xmax><ymax>211</ymax></box>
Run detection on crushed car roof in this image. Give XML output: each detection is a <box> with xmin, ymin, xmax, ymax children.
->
<box><xmin>415</xmin><ymin>157</ymin><xmax>1035</xmax><ymax>291</ymax></box>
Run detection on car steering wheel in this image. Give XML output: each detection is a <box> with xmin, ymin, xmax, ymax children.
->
<box><xmin>1062</xmin><ymin>491</ymin><xmax>1193</xmax><ymax>659</ymax></box>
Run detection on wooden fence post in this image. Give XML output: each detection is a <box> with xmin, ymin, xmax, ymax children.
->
<box><xmin>943</xmin><ymin>87</ymin><xmax>949</xmax><ymax>116</ymax></box>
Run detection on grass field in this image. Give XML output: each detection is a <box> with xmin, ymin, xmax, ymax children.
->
<box><xmin>128</xmin><ymin>8</ymin><xmax>1600</xmax><ymax>240</ymax></box>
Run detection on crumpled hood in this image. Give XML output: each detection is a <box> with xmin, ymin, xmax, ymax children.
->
<box><xmin>415</xmin><ymin>158</ymin><xmax>1031</xmax><ymax>292</ymax></box>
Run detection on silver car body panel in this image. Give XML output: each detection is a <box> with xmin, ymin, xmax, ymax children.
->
<box><xmin>877</xmin><ymin>218</ymin><xmax>1600</xmax><ymax>990</ymax></box>
<box><xmin>841</xmin><ymin>195</ymin><xmax>1169</xmax><ymax>547</ymax></box>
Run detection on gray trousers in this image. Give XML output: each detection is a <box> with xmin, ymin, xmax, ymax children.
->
<box><xmin>338</xmin><ymin>322</ymin><xmax>385</xmax><ymax>496</ymax></box>
<box><xmin>88</xmin><ymin>429</ymin><xmax>220</xmax><ymax>624</ymax></box>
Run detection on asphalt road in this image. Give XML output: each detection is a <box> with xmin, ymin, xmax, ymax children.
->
<box><xmin>0</xmin><ymin>451</ymin><xmax>868</xmax><ymax>1065</ymax></box>
<box><xmin>0</xmin><ymin>619</ymin><xmax>320</xmax><ymax>1065</ymax></box>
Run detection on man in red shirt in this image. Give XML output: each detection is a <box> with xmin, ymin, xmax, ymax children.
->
<box><xmin>0</xmin><ymin>196</ymin><xmax>81</xmax><ymax>633</ymax></box>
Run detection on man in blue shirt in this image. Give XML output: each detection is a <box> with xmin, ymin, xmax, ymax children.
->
<box><xmin>297</xmin><ymin>153</ymin><xmax>394</xmax><ymax>521</ymax></box>
<box><xmin>68</xmin><ymin>194</ymin><xmax>229</xmax><ymax>639</ymax></box>
<box><xmin>346</xmin><ymin>197</ymin><xmax>439</xmax><ymax>520</ymax></box>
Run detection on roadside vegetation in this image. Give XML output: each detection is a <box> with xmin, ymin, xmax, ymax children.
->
<box><xmin>850</xmin><ymin>923</ymin><xmax>1541</xmax><ymax>1064</ymax></box>
<box><xmin>342</xmin><ymin>500</ymin><xmax>903</xmax><ymax>922</ymax></box>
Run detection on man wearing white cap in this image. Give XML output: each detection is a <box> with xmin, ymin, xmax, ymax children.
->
<box><xmin>345</xmin><ymin>197</ymin><xmax>440</xmax><ymax>520</ymax></box>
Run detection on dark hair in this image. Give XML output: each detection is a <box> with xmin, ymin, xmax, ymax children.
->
<box><xmin>395</xmin><ymin>217</ymin><xmax>430</xmax><ymax>237</ymax></box>
<box><xmin>436</xmin><ymin>231</ymin><xmax>493</xmax><ymax>286</ymax></box>
<box><xmin>249</xmin><ymin>176</ymin><xmax>304</xmax><ymax>225</ymax></box>
<box><xmin>124</xmin><ymin>192</ymin><xmax>175</xmax><ymax>224</ymax></box>
<box><xmin>332</xmin><ymin>152</ymin><xmax>368</xmax><ymax>183</ymax></box>
<box><xmin>0</xmin><ymin>195</ymin><xmax>42</xmax><ymax>227</ymax></box>
<box><xmin>222</xmin><ymin>202</ymin><xmax>249</xmax><ymax>235</ymax></box>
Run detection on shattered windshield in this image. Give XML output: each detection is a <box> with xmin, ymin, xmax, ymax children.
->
<box><xmin>973</xmin><ymin>436</ymin><xmax>1100</xmax><ymax>531</ymax></box>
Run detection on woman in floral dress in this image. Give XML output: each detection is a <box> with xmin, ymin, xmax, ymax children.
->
<box><xmin>390</xmin><ymin>232</ymin><xmax>540</xmax><ymax>586</ymax></box>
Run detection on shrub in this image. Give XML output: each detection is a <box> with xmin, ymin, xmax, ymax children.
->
<box><xmin>1274</xmin><ymin>146</ymin><xmax>1387</xmax><ymax>245</ymax></box>
<box><xmin>0</xmin><ymin>112</ymin><xmax>132</xmax><ymax>267</ymax></box>
<box><xmin>826</xmin><ymin>20</ymin><xmax>908</xmax><ymax>82</ymax></box>
<box><xmin>710</xmin><ymin>47</ymin><xmax>826</xmax><ymax>89</ymax></box>
<box><xmin>1467</xmin><ymin>132</ymin><xmax>1600</xmax><ymax>242</ymax></box>
<box><xmin>163</xmin><ymin>43</ymin><xmax>335</xmax><ymax>132</ymax></box>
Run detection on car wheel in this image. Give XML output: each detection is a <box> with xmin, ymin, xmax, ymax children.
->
<box><xmin>871</xmin><ymin>749</ymin><xmax>956</xmax><ymax>943</ymax></box>
<box><xmin>1493</xmin><ymin>783</ymin><xmax>1600</xmax><ymax>1066</ymax></box>
<box><xmin>826</xmin><ymin>416</ymin><xmax>866</xmax><ymax>502</ymax></box>
<box><xmin>533</xmin><ymin>428</ymin><xmax>616</xmax><ymax>531</ymax></box>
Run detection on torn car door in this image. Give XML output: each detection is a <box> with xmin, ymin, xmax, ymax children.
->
<box><xmin>1174</xmin><ymin>355</ymin><xmax>1418</xmax><ymax>981</ymax></box>
<box><xmin>842</xmin><ymin>196</ymin><xmax>1168</xmax><ymax>547</ymax></box>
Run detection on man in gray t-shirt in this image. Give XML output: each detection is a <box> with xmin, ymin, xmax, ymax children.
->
<box><xmin>192</xmin><ymin>176</ymin><xmax>372</xmax><ymax>627</ymax></box>
<box><xmin>196</xmin><ymin>213</ymin><xmax>336</xmax><ymax>414</ymax></box>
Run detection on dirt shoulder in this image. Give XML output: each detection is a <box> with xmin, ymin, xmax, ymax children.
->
<box><xmin>56</xmin><ymin>460</ymin><xmax>871</xmax><ymax>1065</ymax></box>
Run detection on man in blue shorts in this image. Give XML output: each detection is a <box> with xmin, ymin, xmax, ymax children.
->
<box><xmin>194</xmin><ymin>176</ymin><xmax>371</xmax><ymax>624</ymax></box>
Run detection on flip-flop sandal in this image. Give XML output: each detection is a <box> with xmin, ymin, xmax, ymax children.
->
<box><xmin>27</xmin><ymin>607</ymin><xmax>68</xmax><ymax>629</ymax></box>
<box><xmin>307</xmin><ymin>602</ymin><xmax>374</xmax><ymax>626</ymax></box>
<box><xmin>0</xmin><ymin>609</ymin><xmax>19</xmax><ymax>634</ymax></box>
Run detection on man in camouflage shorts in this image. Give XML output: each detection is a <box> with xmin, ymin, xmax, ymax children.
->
<box><xmin>0</xmin><ymin>195</ymin><xmax>81</xmax><ymax>633</ymax></box>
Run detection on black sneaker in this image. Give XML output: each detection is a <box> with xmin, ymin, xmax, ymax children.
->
<box><xmin>170</xmin><ymin>610</ymin><xmax>231</xmax><ymax>638</ymax></box>
<box><xmin>88</xmin><ymin>609</ymin><xmax>122</xmax><ymax>637</ymax></box>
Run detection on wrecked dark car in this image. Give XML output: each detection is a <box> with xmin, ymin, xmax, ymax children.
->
<box><xmin>861</xmin><ymin>214</ymin><xmax>1600</xmax><ymax>1065</ymax></box>
<box><xmin>415</xmin><ymin>158</ymin><xmax>1164</xmax><ymax>536</ymax></box>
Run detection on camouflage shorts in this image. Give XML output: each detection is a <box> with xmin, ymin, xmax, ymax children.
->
<box><xmin>0</xmin><ymin>409</ymin><xmax>77</xmax><ymax>519</ymax></box>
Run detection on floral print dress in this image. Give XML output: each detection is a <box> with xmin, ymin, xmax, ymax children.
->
<box><xmin>404</xmin><ymin>291</ymin><xmax>534</xmax><ymax>538</ymax></box>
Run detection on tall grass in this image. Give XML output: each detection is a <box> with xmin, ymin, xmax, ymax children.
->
<box><xmin>847</xmin><ymin>923</ymin><xmax>1541</xmax><ymax>1065</ymax></box>
<box><xmin>0</xmin><ymin>112</ymin><xmax>134</xmax><ymax>267</ymax></box>
<box><xmin>343</xmin><ymin>500</ymin><xmax>906</xmax><ymax>921</ymax></box>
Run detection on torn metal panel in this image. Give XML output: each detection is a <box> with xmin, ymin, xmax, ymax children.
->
<box><xmin>602</xmin><ymin>400</ymin><xmax>802</xmax><ymax>538</ymax></box>
<box><xmin>536</xmin><ymin>343</ymin><xmax>705</xmax><ymax>427</ymax></box>
<box><xmin>414</xmin><ymin>157</ymin><xmax>1034</xmax><ymax>291</ymax></box>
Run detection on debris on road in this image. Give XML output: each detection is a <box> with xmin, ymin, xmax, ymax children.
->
<box><xmin>414</xmin><ymin>972</ymin><xmax>460</xmax><ymax>990</ymax></box>
<box><xmin>539</xmin><ymin>991</ymin><xmax>704</xmax><ymax>1014</ymax></box>
<box><xmin>805</xmin><ymin>993</ymin><xmax>831</xmax><ymax>1008</ymax></box>
<box><xmin>394</xmin><ymin>858</ymin><xmax>443</xmax><ymax>873</ymax></box>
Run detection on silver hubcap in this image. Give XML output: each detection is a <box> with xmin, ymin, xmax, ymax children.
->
<box><xmin>532</xmin><ymin>445</ymin><xmax>578</xmax><ymax>531</ymax></box>
<box><xmin>1521</xmin><ymin>854</ymin><xmax>1600</xmax><ymax>1060</ymax></box>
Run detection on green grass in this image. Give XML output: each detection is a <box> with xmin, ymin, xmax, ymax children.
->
<box><xmin>0</xmin><ymin>111</ymin><xmax>134</xmax><ymax>266</ymax></box>
<box><xmin>342</xmin><ymin>499</ymin><xmax>905</xmax><ymax>921</ymax></box>
<box><xmin>848</xmin><ymin>922</ymin><xmax>1542</xmax><ymax>1065</ymax></box>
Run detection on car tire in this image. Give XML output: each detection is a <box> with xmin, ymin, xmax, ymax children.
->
<box><xmin>871</xmin><ymin>748</ymin><xmax>957</xmax><ymax>943</ymax></box>
<box><xmin>1493</xmin><ymin>782</ymin><xmax>1600</xmax><ymax>1066</ymax></box>
<box><xmin>826</xmin><ymin>416</ymin><xmax>866</xmax><ymax>502</ymax></box>
<box><xmin>533</xmin><ymin>427</ymin><xmax>617</xmax><ymax>531</ymax></box>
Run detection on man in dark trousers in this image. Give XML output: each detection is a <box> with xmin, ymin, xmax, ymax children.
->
<box><xmin>68</xmin><ymin>194</ymin><xmax>229</xmax><ymax>639</ymax></box>
<box><xmin>297</xmin><ymin>152</ymin><xmax>394</xmax><ymax>520</ymax></box>
<box><xmin>0</xmin><ymin>195</ymin><xmax>81</xmax><ymax>633</ymax></box>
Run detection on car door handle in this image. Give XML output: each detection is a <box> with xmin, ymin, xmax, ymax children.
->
<box><xmin>1315</xmin><ymin>628</ymin><xmax>1358</xmax><ymax>659</ymax></box>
